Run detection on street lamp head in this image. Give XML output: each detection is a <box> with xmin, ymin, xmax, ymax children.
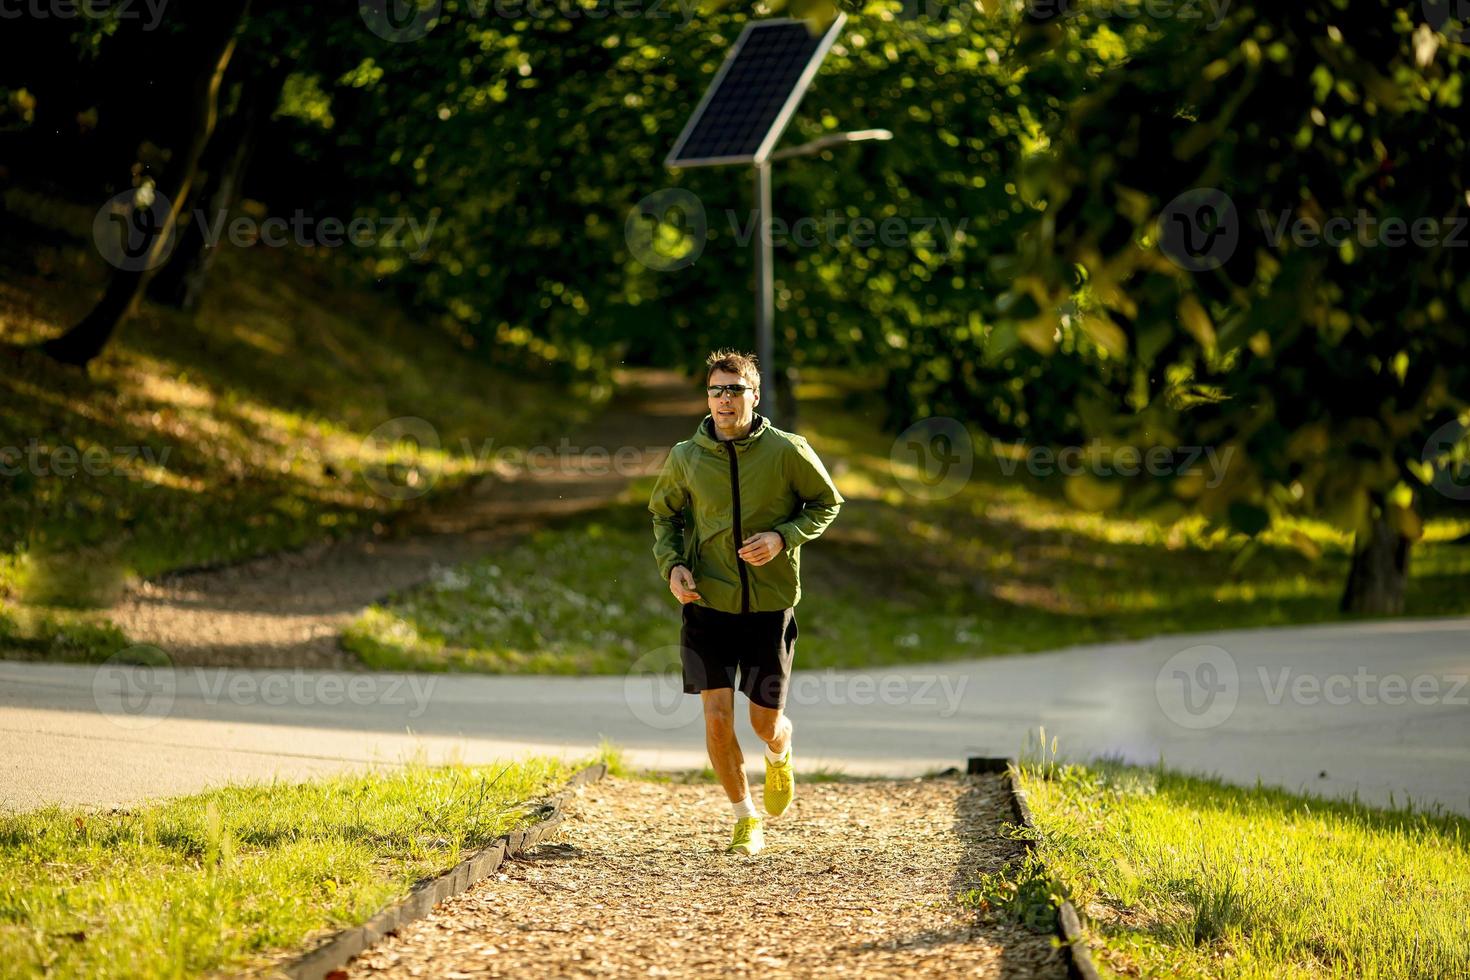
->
<box><xmin>769</xmin><ymin>128</ymin><xmax>895</xmax><ymax>161</ymax></box>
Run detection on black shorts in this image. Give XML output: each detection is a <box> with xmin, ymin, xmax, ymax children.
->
<box><xmin>680</xmin><ymin>602</ymin><xmax>798</xmax><ymax>711</ymax></box>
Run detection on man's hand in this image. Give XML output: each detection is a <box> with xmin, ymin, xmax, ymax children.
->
<box><xmin>738</xmin><ymin>531</ymin><xmax>785</xmax><ymax>566</ymax></box>
<box><xmin>669</xmin><ymin>565</ymin><xmax>701</xmax><ymax>604</ymax></box>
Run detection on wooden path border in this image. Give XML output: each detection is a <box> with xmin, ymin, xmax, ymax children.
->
<box><xmin>969</xmin><ymin>756</ymin><xmax>1102</xmax><ymax>980</ymax></box>
<box><xmin>286</xmin><ymin>762</ymin><xmax>609</xmax><ymax>980</ymax></box>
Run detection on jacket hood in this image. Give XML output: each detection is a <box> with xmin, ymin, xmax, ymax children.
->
<box><xmin>691</xmin><ymin>411</ymin><xmax>772</xmax><ymax>454</ymax></box>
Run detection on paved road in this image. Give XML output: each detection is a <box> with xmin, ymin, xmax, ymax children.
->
<box><xmin>4</xmin><ymin>616</ymin><xmax>1468</xmax><ymax>817</ymax></box>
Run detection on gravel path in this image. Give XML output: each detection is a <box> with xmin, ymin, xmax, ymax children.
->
<box><xmin>343</xmin><ymin>772</ymin><xmax>1067</xmax><ymax>978</ymax></box>
<box><xmin>99</xmin><ymin>369</ymin><xmax>699</xmax><ymax>670</ymax></box>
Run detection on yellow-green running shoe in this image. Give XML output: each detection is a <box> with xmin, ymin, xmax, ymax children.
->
<box><xmin>726</xmin><ymin>816</ymin><xmax>764</xmax><ymax>855</ymax></box>
<box><xmin>765</xmin><ymin>747</ymin><xmax>794</xmax><ymax>817</ymax></box>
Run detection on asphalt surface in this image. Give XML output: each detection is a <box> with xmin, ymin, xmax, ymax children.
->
<box><xmin>4</xmin><ymin>615</ymin><xmax>1468</xmax><ymax>817</ymax></box>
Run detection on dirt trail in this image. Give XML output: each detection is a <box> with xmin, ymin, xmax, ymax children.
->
<box><xmin>342</xmin><ymin>773</ymin><xmax>1067</xmax><ymax>979</ymax></box>
<box><xmin>104</xmin><ymin>369</ymin><xmax>701</xmax><ymax>669</ymax></box>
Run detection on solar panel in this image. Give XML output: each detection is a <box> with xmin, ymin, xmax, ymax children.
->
<box><xmin>665</xmin><ymin>15</ymin><xmax>847</xmax><ymax>169</ymax></box>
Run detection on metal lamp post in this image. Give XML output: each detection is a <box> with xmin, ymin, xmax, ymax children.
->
<box><xmin>663</xmin><ymin>16</ymin><xmax>888</xmax><ymax>429</ymax></box>
<box><xmin>752</xmin><ymin>129</ymin><xmax>892</xmax><ymax>427</ymax></box>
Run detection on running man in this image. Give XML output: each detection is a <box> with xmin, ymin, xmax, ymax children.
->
<box><xmin>648</xmin><ymin>349</ymin><xmax>845</xmax><ymax>856</ymax></box>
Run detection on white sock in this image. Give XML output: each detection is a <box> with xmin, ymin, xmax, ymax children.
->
<box><xmin>731</xmin><ymin>795</ymin><xmax>757</xmax><ymax>820</ymax></box>
<box><xmin>764</xmin><ymin>743</ymin><xmax>789</xmax><ymax>764</ymax></box>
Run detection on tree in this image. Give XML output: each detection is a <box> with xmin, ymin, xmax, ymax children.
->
<box><xmin>37</xmin><ymin>0</ymin><xmax>251</xmax><ymax>366</ymax></box>
<box><xmin>145</xmin><ymin>58</ymin><xmax>290</xmax><ymax>312</ymax></box>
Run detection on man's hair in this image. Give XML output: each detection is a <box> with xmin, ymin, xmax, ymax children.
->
<box><xmin>705</xmin><ymin>348</ymin><xmax>760</xmax><ymax>389</ymax></box>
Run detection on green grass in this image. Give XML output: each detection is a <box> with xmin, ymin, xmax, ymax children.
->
<box><xmin>0</xmin><ymin>750</ymin><xmax>612</xmax><ymax>978</ymax></box>
<box><xmin>0</xmin><ymin>189</ymin><xmax>596</xmax><ymax>661</ymax></box>
<box><xmin>969</xmin><ymin>749</ymin><xmax>1470</xmax><ymax>978</ymax></box>
<box><xmin>344</xmin><ymin>372</ymin><xmax>1470</xmax><ymax>674</ymax></box>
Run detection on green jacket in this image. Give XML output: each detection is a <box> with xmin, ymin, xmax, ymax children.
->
<box><xmin>649</xmin><ymin>412</ymin><xmax>844</xmax><ymax>613</ymax></box>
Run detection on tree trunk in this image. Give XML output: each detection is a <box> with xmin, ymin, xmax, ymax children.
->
<box><xmin>1340</xmin><ymin>498</ymin><xmax>1412</xmax><ymax>616</ymax></box>
<box><xmin>146</xmin><ymin>64</ymin><xmax>285</xmax><ymax>312</ymax></box>
<box><xmin>38</xmin><ymin>0</ymin><xmax>250</xmax><ymax>367</ymax></box>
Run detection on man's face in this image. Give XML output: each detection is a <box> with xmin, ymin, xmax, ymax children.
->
<box><xmin>707</xmin><ymin>368</ymin><xmax>759</xmax><ymax>438</ymax></box>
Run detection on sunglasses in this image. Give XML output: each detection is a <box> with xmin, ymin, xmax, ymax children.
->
<box><xmin>706</xmin><ymin>384</ymin><xmax>753</xmax><ymax>398</ymax></box>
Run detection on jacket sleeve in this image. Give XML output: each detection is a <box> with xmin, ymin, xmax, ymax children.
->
<box><xmin>649</xmin><ymin>447</ymin><xmax>692</xmax><ymax>581</ymax></box>
<box><xmin>774</xmin><ymin>436</ymin><xmax>844</xmax><ymax>550</ymax></box>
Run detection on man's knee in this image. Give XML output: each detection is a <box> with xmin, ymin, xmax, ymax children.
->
<box><xmin>749</xmin><ymin>705</ymin><xmax>783</xmax><ymax>741</ymax></box>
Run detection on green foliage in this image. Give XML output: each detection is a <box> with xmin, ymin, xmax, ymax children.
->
<box><xmin>1001</xmin><ymin>1</ymin><xmax>1470</xmax><ymax>548</ymax></box>
<box><xmin>0</xmin><ymin>86</ymin><xmax>36</xmax><ymax>130</ymax></box>
<box><xmin>282</xmin><ymin>2</ymin><xmax>1126</xmax><ymax>396</ymax></box>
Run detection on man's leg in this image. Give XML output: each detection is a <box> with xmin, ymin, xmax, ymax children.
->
<box><xmin>749</xmin><ymin>702</ymin><xmax>792</xmax><ymax>757</ymax></box>
<box><xmin>704</xmin><ymin>687</ymin><xmax>764</xmax><ymax>854</ymax></box>
<box><xmin>745</xmin><ymin>608</ymin><xmax>798</xmax><ymax>819</ymax></box>
<box><xmin>701</xmin><ymin>688</ymin><xmax>748</xmax><ymax>803</ymax></box>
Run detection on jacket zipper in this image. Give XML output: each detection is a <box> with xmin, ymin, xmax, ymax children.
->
<box><xmin>724</xmin><ymin>441</ymin><xmax>750</xmax><ymax>614</ymax></box>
